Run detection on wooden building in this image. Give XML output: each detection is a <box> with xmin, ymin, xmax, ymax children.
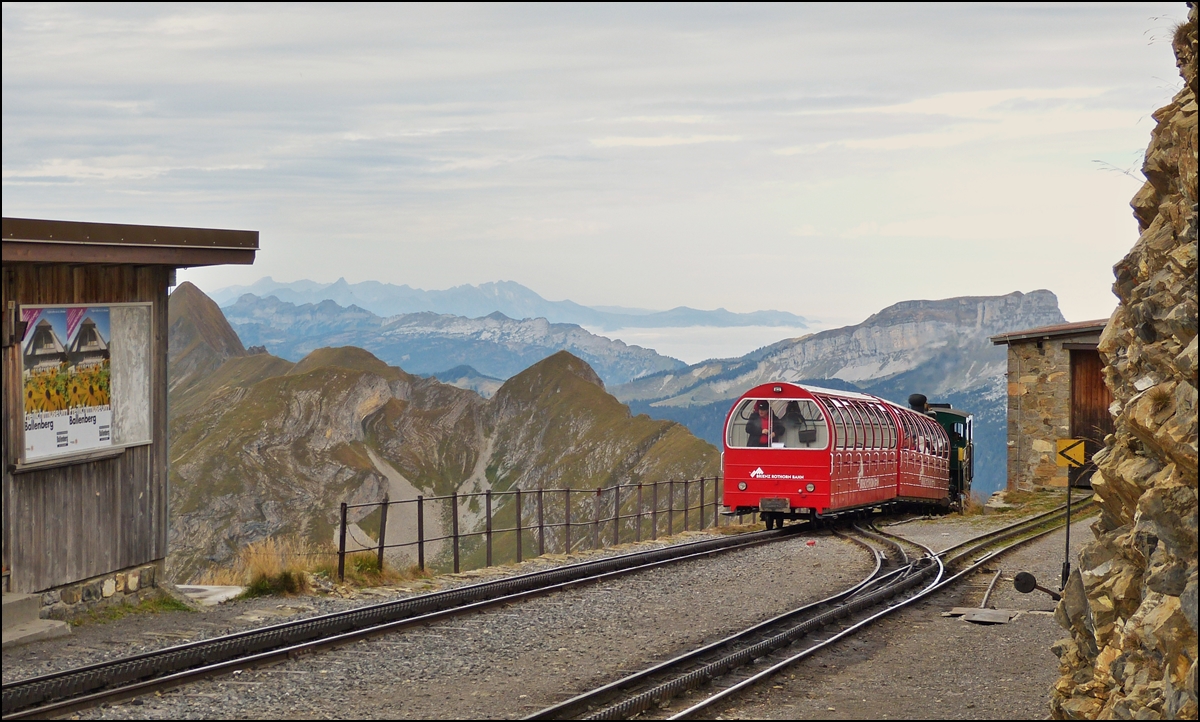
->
<box><xmin>2</xmin><ymin>217</ymin><xmax>256</xmax><ymax>607</ymax></box>
<box><xmin>991</xmin><ymin>319</ymin><xmax>1114</xmax><ymax>490</ymax></box>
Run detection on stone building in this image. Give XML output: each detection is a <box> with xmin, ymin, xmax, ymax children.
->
<box><xmin>991</xmin><ymin>319</ymin><xmax>1114</xmax><ymax>490</ymax></box>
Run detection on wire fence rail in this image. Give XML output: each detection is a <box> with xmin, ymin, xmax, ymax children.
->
<box><xmin>336</xmin><ymin>477</ymin><xmax>757</xmax><ymax>581</ymax></box>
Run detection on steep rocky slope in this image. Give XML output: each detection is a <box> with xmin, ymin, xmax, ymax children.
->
<box><xmin>167</xmin><ymin>281</ymin><xmax>246</xmax><ymax>395</ymax></box>
<box><xmin>222</xmin><ymin>293</ymin><xmax>686</xmax><ymax>385</ymax></box>
<box><xmin>1052</xmin><ymin>11</ymin><xmax>1197</xmax><ymax>720</ymax></box>
<box><xmin>167</xmin><ymin>289</ymin><xmax>717</xmax><ymax>581</ymax></box>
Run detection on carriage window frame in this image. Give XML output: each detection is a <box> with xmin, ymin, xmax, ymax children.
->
<box><xmin>822</xmin><ymin>398</ymin><xmax>849</xmax><ymax>450</ymax></box>
<box><xmin>866</xmin><ymin>403</ymin><xmax>884</xmax><ymax>449</ymax></box>
<box><xmin>725</xmin><ymin>397</ymin><xmax>831</xmax><ymax>450</ymax></box>
<box><xmin>844</xmin><ymin>402</ymin><xmax>863</xmax><ymax>449</ymax></box>
<box><xmin>876</xmin><ymin>406</ymin><xmax>896</xmax><ymax>449</ymax></box>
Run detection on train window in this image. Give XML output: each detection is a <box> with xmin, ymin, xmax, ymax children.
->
<box><xmin>866</xmin><ymin>404</ymin><xmax>884</xmax><ymax>448</ymax></box>
<box><xmin>860</xmin><ymin>403</ymin><xmax>878</xmax><ymax>449</ymax></box>
<box><xmin>842</xmin><ymin>402</ymin><xmax>861</xmax><ymax>448</ymax></box>
<box><xmin>878</xmin><ymin>407</ymin><xmax>897</xmax><ymax>448</ymax></box>
<box><xmin>726</xmin><ymin>399</ymin><xmax>767</xmax><ymax>448</ymax></box>
<box><xmin>771</xmin><ymin>399</ymin><xmax>828</xmax><ymax>448</ymax></box>
<box><xmin>726</xmin><ymin>398</ymin><xmax>830</xmax><ymax>450</ymax></box>
<box><xmin>820</xmin><ymin>398</ymin><xmax>840</xmax><ymax>449</ymax></box>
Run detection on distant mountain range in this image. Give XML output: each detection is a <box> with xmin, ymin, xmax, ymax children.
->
<box><xmin>612</xmin><ymin>290</ymin><xmax>1068</xmax><ymax>497</ymax></box>
<box><xmin>208</xmin><ymin>277</ymin><xmax>810</xmax><ymax>331</ymax></box>
<box><xmin>221</xmin><ymin>292</ymin><xmax>687</xmax><ymax>386</ymax></box>
<box><xmin>166</xmin><ymin>283</ymin><xmax>718</xmax><ymax>581</ymax></box>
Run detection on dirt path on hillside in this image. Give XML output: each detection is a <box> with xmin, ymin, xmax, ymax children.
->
<box><xmin>365</xmin><ymin>448</ymin><xmax>447</xmax><ymax>567</ymax></box>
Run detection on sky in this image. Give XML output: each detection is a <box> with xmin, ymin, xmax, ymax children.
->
<box><xmin>2</xmin><ymin>3</ymin><xmax>1190</xmax><ymax>340</ymax></box>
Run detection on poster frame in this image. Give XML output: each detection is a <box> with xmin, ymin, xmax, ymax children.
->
<box><xmin>16</xmin><ymin>301</ymin><xmax>155</xmax><ymax>469</ymax></box>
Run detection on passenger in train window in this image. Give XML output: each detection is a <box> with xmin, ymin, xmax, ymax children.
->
<box><xmin>778</xmin><ymin>401</ymin><xmax>805</xmax><ymax>447</ymax></box>
<box><xmin>746</xmin><ymin>400</ymin><xmax>776</xmax><ymax>447</ymax></box>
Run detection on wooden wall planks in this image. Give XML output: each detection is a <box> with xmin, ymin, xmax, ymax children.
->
<box><xmin>2</xmin><ymin>264</ymin><xmax>169</xmax><ymax>593</ymax></box>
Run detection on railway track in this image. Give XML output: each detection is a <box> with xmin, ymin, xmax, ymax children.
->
<box><xmin>527</xmin><ymin>495</ymin><xmax>1094</xmax><ymax>720</ymax></box>
<box><xmin>1</xmin><ymin>525</ymin><xmax>799</xmax><ymax>720</ymax></box>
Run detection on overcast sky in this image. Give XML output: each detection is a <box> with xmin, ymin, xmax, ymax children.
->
<box><xmin>2</xmin><ymin>3</ymin><xmax>1189</xmax><ymax>331</ymax></box>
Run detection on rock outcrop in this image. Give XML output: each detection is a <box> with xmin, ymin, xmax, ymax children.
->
<box><xmin>167</xmin><ymin>282</ymin><xmax>246</xmax><ymax>394</ymax></box>
<box><xmin>1051</xmin><ymin>8</ymin><xmax>1198</xmax><ymax>720</ymax></box>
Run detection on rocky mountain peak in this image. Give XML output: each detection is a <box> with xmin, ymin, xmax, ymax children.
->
<box><xmin>288</xmin><ymin>346</ymin><xmax>411</xmax><ymax>381</ymax></box>
<box><xmin>168</xmin><ymin>281</ymin><xmax>246</xmax><ymax>394</ymax></box>
<box><xmin>858</xmin><ymin>290</ymin><xmax>1064</xmax><ymax>333</ymax></box>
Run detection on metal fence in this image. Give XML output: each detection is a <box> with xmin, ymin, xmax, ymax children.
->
<box><xmin>336</xmin><ymin>477</ymin><xmax>758</xmax><ymax>581</ymax></box>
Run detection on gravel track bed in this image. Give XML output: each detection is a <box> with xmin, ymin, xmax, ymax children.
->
<box><xmin>58</xmin><ymin>528</ymin><xmax>870</xmax><ymax>719</ymax></box>
<box><xmin>701</xmin><ymin>514</ymin><xmax>1097</xmax><ymax>720</ymax></box>
<box><xmin>3</xmin><ymin>531</ymin><xmax>731</xmax><ymax>685</ymax></box>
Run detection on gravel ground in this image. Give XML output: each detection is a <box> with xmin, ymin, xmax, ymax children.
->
<box><xmin>7</xmin><ymin>528</ymin><xmax>873</xmax><ymax>720</ymax></box>
<box><xmin>6</xmin><ymin>504</ymin><xmax>1092</xmax><ymax>720</ymax></box>
<box><xmin>705</xmin><ymin>511</ymin><xmax>1097</xmax><ymax>720</ymax></box>
<box><xmin>3</xmin><ymin>531</ymin><xmax>729</xmax><ymax>685</ymax></box>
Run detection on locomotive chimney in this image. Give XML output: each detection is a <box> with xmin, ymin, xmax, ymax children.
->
<box><xmin>908</xmin><ymin>393</ymin><xmax>928</xmax><ymax>411</ymax></box>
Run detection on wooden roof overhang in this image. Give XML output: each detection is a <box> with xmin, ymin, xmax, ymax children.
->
<box><xmin>2</xmin><ymin>217</ymin><xmax>257</xmax><ymax>267</ymax></box>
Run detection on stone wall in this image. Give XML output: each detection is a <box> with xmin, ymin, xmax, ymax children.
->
<box><xmin>1006</xmin><ymin>339</ymin><xmax>1072</xmax><ymax>489</ymax></box>
<box><xmin>38</xmin><ymin>561</ymin><xmax>162</xmax><ymax>621</ymax></box>
<box><xmin>1051</xmin><ymin>6</ymin><xmax>1198</xmax><ymax>720</ymax></box>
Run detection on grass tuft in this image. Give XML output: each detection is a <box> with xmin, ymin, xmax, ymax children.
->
<box><xmin>1148</xmin><ymin>385</ymin><xmax>1172</xmax><ymax>413</ymax></box>
<box><xmin>71</xmin><ymin>594</ymin><xmax>193</xmax><ymax>627</ymax></box>
<box><xmin>958</xmin><ymin>492</ymin><xmax>986</xmax><ymax>516</ymax></box>
<box><xmin>195</xmin><ymin>534</ymin><xmax>429</xmax><ymax>595</ymax></box>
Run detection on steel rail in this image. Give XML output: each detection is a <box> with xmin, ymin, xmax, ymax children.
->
<box><xmin>2</xmin><ymin>525</ymin><xmax>801</xmax><ymax>719</ymax></box>
<box><xmin>526</xmin><ymin>531</ymin><xmax>937</xmax><ymax>721</ymax></box>
<box><xmin>525</xmin><ymin>532</ymin><xmax>887</xmax><ymax>721</ymax></box>
<box><xmin>666</xmin><ymin>506</ymin><xmax>1093</xmax><ymax>720</ymax></box>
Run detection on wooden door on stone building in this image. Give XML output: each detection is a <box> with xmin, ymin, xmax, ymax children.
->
<box><xmin>1069</xmin><ymin>349</ymin><xmax>1114</xmax><ymax>487</ymax></box>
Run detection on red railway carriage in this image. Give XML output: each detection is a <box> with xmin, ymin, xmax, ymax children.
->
<box><xmin>722</xmin><ymin>382</ymin><xmax>950</xmax><ymax>527</ymax></box>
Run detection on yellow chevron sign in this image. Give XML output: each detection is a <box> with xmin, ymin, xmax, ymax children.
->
<box><xmin>1057</xmin><ymin>438</ymin><xmax>1086</xmax><ymax>468</ymax></box>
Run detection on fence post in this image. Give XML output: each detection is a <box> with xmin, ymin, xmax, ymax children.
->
<box><xmin>537</xmin><ymin>487</ymin><xmax>545</xmax><ymax>557</ymax></box>
<box><xmin>377</xmin><ymin>495</ymin><xmax>389</xmax><ymax>572</ymax></box>
<box><xmin>651</xmin><ymin>482</ymin><xmax>659</xmax><ymax>540</ymax></box>
<box><xmin>417</xmin><ymin>495</ymin><xmax>425</xmax><ymax>571</ymax></box>
<box><xmin>593</xmin><ymin>487</ymin><xmax>601</xmax><ymax>550</ymax></box>
<box><xmin>565</xmin><ymin>489</ymin><xmax>572</xmax><ymax>554</ymax></box>
<box><xmin>636</xmin><ymin>484</ymin><xmax>643</xmax><ymax>543</ymax></box>
<box><xmin>485</xmin><ymin>490</ymin><xmax>493</xmax><ymax>567</ymax></box>
<box><xmin>338</xmin><ymin>502</ymin><xmax>348</xmax><ymax>582</ymax></box>
<box><xmin>515</xmin><ymin>488</ymin><xmax>523</xmax><ymax>564</ymax></box>
<box><xmin>613</xmin><ymin>484</ymin><xmax>621</xmax><ymax>547</ymax></box>
<box><xmin>684</xmin><ymin>479</ymin><xmax>690</xmax><ymax>532</ymax></box>
<box><xmin>705</xmin><ymin>474</ymin><xmax>715</xmax><ymax>525</ymax></box>
<box><xmin>668</xmin><ymin>480</ymin><xmax>674</xmax><ymax>536</ymax></box>
<box><xmin>452</xmin><ymin>492</ymin><xmax>460</xmax><ymax>574</ymax></box>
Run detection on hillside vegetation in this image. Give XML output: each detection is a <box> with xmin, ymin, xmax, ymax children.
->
<box><xmin>167</xmin><ymin>287</ymin><xmax>717</xmax><ymax>582</ymax></box>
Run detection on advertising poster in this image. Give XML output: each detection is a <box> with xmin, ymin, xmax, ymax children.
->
<box><xmin>21</xmin><ymin>306</ymin><xmax>113</xmax><ymax>461</ymax></box>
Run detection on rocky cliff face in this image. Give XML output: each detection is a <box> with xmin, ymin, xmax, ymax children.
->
<box><xmin>613</xmin><ymin>290</ymin><xmax>1064</xmax><ymax>407</ymax></box>
<box><xmin>1052</xmin><ymin>9</ymin><xmax>1197</xmax><ymax>720</ymax></box>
